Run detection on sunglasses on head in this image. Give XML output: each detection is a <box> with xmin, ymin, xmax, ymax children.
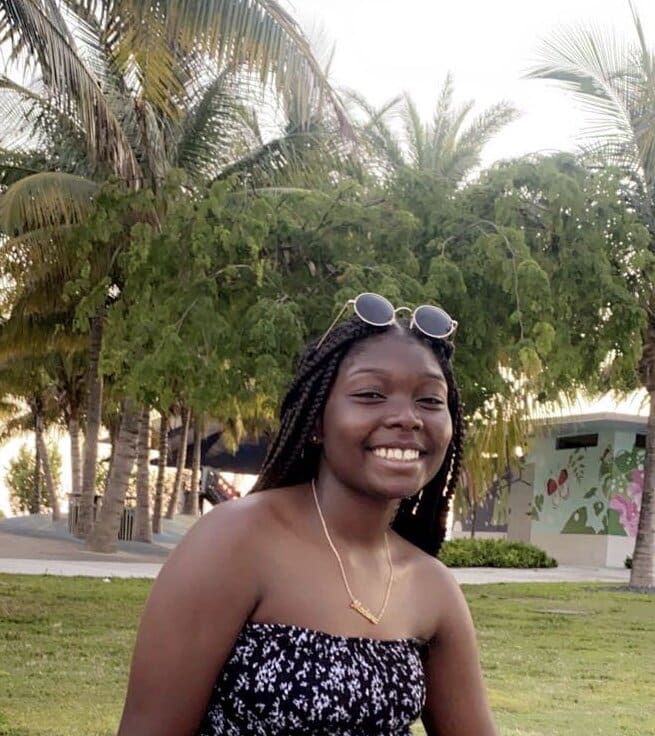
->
<box><xmin>316</xmin><ymin>292</ymin><xmax>458</xmax><ymax>350</ymax></box>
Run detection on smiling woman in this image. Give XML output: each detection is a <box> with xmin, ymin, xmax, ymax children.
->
<box><xmin>117</xmin><ymin>295</ymin><xmax>497</xmax><ymax>736</ymax></box>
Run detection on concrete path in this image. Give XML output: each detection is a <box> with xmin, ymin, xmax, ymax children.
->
<box><xmin>0</xmin><ymin>557</ymin><xmax>631</xmax><ymax>583</ymax></box>
<box><xmin>0</xmin><ymin>514</ymin><xmax>631</xmax><ymax>584</ymax></box>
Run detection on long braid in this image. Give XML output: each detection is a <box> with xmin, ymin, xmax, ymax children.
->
<box><xmin>252</xmin><ymin>315</ymin><xmax>465</xmax><ymax>557</ymax></box>
<box><xmin>391</xmin><ymin>339</ymin><xmax>465</xmax><ymax>555</ymax></box>
<box><xmin>253</xmin><ymin>319</ymin><xmax>381</xmax><ymax>492</ymax></box>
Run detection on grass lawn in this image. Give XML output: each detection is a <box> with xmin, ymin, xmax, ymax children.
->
<box><xmin>0</xmin><ymin>576</ymin><xmax>653</xmax><ymax>736</ymax></box>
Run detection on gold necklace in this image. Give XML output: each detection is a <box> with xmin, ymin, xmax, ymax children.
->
<box><xmin>311</xmin><ymin>478</ymin><xmax>394</xmax><ymax>625</ymax></box>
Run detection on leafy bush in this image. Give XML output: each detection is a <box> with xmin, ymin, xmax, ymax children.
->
<box><xmin>5</xmin><ymin>443</ymin><xmax>62</xmax><ymax>515</ymax></box>
<box><xmin>438</xmin><ymin>538</ymin><xmax>557</xmax><ymax>568</ymax></box>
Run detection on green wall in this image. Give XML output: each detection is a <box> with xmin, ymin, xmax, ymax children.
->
<box><xmin>529</xmin><ymin>427</ymin><xmax>644</xmax><ymax>537</ymax></box>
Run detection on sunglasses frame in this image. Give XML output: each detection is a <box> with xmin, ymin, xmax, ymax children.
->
<box><xmin>316</xmin><ymin>292</ymin><xmax>458</xmax><ymax>350</ymax></box>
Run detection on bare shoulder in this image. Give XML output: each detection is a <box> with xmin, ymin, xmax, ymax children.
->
<box><xmin>170</xmin><ymin>487</ymin><xmax>300</xmax><ymax>562</ymax></box>
<box><xmin>391</xmin><ymin>534</ymin><xmax>465</xmax><ymax>639</ymax></box>
<box><xmin>392</xmin><ymin>532</ymin><xmax>459</xmax><ymax>590</ymax></box>
<box><xmin>117</xmin><ymin>487</ymin><xmax>311</xmax><ymax>736</ymax></box>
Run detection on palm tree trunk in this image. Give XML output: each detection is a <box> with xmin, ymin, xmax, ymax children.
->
<box><xmin>77</xmin><ymin>311</ymin><xmax>104</xmax><ymax>538</ymax></box>
<box><xmin>133</xmin><ymin>406</ymin><xmax>152</xmax><ymax>543</ymax></box>
<box><xmin>183</xmin><ymin>413</ymin><xmax>202</xmax><ymax>516</ymax></box>
<box><xmin>85</xmin><ymin>400</ymin><xmax>141</xmax><ymax>553</ymax></box>
<box><xmin>29</xmin><ymin>411</ymin><xmax>41</xmax><ymax>515</ymax></box>
<box><xmin>470</xmin><ymin>502</ymin><xmax>477</xmax><ymax>539</ymax></box>
<box><xmin>631</xmin><ymin>322</ymin><xmax>655</xmax><ymax>588</ymax></box>
<box><xmin>37</xmin><ymin>427</ymin><xmax>61</xmax><ymax>521</ymax></box>
<box><xmin>69</xmin><ymin>413</ymin><xmax>82</xmax><ymax>498</ymax></box>
<box><xmin>152</xmin><ymin>412</ymin><xmax>168</xmax><ymax>534</ymax></box>
<box><xmin>165</xmin><ymin>406</ymin><xmax>190</xmax><ymax>520</ymax></box>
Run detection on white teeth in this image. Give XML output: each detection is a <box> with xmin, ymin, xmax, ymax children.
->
<box><xmin>372</xmin><ymin>447</ymin><xmax>420</xmax><ymax>461</ymax></box>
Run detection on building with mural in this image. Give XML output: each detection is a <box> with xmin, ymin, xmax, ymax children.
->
<box><xmin>452</xmin><ymin>397</ymin><xmax>646</xmax><ymax>568</ymax></box>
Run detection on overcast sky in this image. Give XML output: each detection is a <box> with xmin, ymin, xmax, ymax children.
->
<box><xmin>293</xmin><ymin>0</ymin><xmax>655</xmax><ymax>165</ymax></box>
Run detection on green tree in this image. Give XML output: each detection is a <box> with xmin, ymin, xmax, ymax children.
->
<box><xmin>364</xmin><ymin>152</ymin><xmax>651</xmax><ymax>521</ymax></box>
<box><xmin>0</xmin><ymin>0</ymin><xmax>348</xmax><ymax>544</ymax></box>
<box><xmin>6</xmin><ymin>442</ymin><xmax>62</xmax><ymax>516</ymax></box>
<box><xmin>527</xmin><ymin>5</ymin><xmax>655</xmax><ymax>587</ymax></box>
<box><xmin>0</xmin><ymin>358</ymin><xmax>68</xmax><ymax>519</ymax></box>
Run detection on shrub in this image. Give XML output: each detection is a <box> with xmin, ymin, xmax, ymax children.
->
<box><xmin>438</xmin><ymin>538</ymin><xmax>558</xmax><ymax>568</ymax></box>
<box><xmin>5</xmin><ymin>443</ymin><xmax>63</xmax><ymax>515</ymax></box>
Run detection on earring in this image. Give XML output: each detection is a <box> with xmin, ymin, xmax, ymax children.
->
<box><xmin>310</xmin><ymin>433</ymin><xmax>319</xmax><ymax>444</ymax></box>
<box><xmin>411</xmin><ymin>489</ymin><xmax>423</xmax><ymax>516</ymax></box>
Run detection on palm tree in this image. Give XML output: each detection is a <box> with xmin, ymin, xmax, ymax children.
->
<box><xmin>348</xmin><ymin>74</ymin><xmax>518</xmax><ymax>184</ymax></box>
<box><xmin>0</xmin><ymin>0</ymin><xmax>349</xmax><ymax>551</ymax></box>
<box><xmin>527</xmin><ymin>2</ymin><xmax>655</xmax><ymax>589</ymax></box>
<box><xmin>459</xmin><ymin>391</ymin><xmax>532</xmax><ymax>538</ymax></box>
<box><xmin>133</xmin><ymin>406</ymin><xmax>152</xmax><ymax>542</ymax></box>
<box><xmin>151</xmin><ymin>410</ymin><xmax>169</xmax><ymax>534</ymax></box>
<box><xmin>165</xmin><ymin>406</ymin><xmax>190</xmax><ymax>520</ymax></box>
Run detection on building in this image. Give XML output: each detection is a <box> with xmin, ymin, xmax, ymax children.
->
<box><xmin>453</xmin><ymin>395</ymin><xmax>647</xmax><ymax>568</ymax></box>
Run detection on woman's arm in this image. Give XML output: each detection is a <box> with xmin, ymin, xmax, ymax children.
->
<box><xmin>117</xmin><ymin>501</ymin><xmax>261</xmax><ymax>736</ymax></box>
<box><xmin>421</xmin><ymin>566</ymin><xmax>497</xmax><ymax>736</ymax></box>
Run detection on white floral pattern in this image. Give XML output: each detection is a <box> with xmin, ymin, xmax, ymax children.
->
<box><xmin>195</xmin><ymin>622</ymin><xmax>426</xmax><ymax>735</ymax></box>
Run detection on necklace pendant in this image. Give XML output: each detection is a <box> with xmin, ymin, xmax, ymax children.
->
<box><xmin>350</xmin><ymin>599</ymin><xmax>380</xmax><ymax>625</ymax></box>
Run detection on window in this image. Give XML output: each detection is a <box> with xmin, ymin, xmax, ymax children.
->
<box><xmin>635</xmin><ymin>434</ymin><xmax>646</xmax><ymax>449</ymax></box>
<box><xmin>555</xmin><ymin>433</ymin><xmax>598</xmax><ymax>450</ymax></box>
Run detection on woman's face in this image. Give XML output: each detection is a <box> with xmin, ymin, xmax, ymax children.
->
<box><xmin>318</xmin><ymin>329</ymin><xmax>453</xmax><ymax>501</ymax></box>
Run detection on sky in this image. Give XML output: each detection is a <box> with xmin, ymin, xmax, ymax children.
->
<box><xmin>293</xmin><ymin>0</ymin><xmax>655</xmax><ymax>165</ymax></box>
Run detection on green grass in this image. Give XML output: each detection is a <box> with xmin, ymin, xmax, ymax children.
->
<box><xmin>0</xmin><ymin>576</ymin><xmax>654</xmax><ymax>736</ymax></box>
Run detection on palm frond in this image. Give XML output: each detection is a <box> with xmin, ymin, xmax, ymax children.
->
<box><xmin>459</xmin><ymin>391</ymin><xmax>532</xmax><ymax>513</ymax></box>
<box><xmin>527</xmin><ymin>24</ymin><xmax>642</xmax><ymax>146</ymax></box>
<box><xmin>0</xmin><ymin>172</ymin><xmax>97</xmax><ymax>235</ymax></box>
<box><xmin>0</xmin><ymin>411</ymin><xmax>34</xmax><ymax>442</ymax></box>
<box><xmin>0</xmin><ymin>310</ymin><xmax>83</xmax><ymax>363</ymax></box>
<box><xmin>0</xmin><ymin>0</ymin><xmax>140</xmax><ymax>182</ymax></box>
<box><xmin>0</xmin><ymin>75</ymin><xmax>94</xmax><ymax>177</ymax></box>
<box><xmin>430</xmin><ymin>73</ymin><xmax>456</xmax><ymax>164</ymax></box>
<box><xmin>0</xmin><ymin>398</ymin><xmax>21</xmax><ymax>424</ymax></box>
<box><xmin>175</xmin><ymin>70</ymin><xmax>250</xmax><ymax>183</ymax></box>
<box><xmin>73</xmin><ymin>0</ymin><xmax>351</xmax><ymax>136</ymax></box>
<box><xmin>341</xmin><ymin>90</ymin><xmax>405</xmax><ymax>176</ymax></box>
<box><xmin>216</xmin><ymin>126</ymin><xmax>340</xmax><ymax>188</ymax></box>
<box><xmin>0</xmin><ymin>223</ymin><xmax>86</xmax><ymax>290</ymax></box>
<box><xmin>431</xmin><ymin>98</ymin><xmax>475</xmax><ymax>173</ymax></box>
<box><xmin>344</xmin><ymin>89</ymin><xmax>402</xmax><ymax>125</ymax></box>
<box><xmin>447</xmin><ymin>101</ymin><xmax>519</xmax><ymax>177</ymax></box>
<box><xmin>528</xmin><ymin>9</ymin><xmax>655</xmax><ymax>220</ymax></box>
<box><xmin>403</xmin><ymin>93</ymin><xmax>427</xmax><ymax>169</ymax></box>
<box><xmin>154</xmin><ymin>0</ymin><xmax>352</xmax><ymax>135</ymax></box>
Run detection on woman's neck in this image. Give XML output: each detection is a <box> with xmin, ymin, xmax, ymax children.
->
<box><xmin>311</xmin><ymin>473</ymin><xmax>398</xmax><ymax>548</ymax></box>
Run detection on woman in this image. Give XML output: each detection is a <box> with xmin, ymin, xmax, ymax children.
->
<box><xmin>117</xmin><ymin>293</ymin><xmax>497</xmax><ymax>736</ymax></box>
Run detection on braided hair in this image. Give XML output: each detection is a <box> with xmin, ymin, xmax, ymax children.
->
<box><xmin>251</xmin><ymin>316</ymin><xmax>464</xmax><ymax>556</ymax></box>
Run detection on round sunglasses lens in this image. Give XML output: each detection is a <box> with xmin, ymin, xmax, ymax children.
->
<box><xmin>354</xmin><ymin>293</ymin><xmax>395</xmax><ymax>326</ymax></box>
<box><xmin>413</xmin><ymin>305</ymin><xmax>453</xmax><ymax>337</ymax></box>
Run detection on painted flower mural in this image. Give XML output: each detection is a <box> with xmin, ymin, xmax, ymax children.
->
<box><xmin>609</xmin><ymin>468</ymin><xmax>644</xmax><ymax>537</ymax></box>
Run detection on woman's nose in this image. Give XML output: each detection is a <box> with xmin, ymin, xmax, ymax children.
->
<box><xmin>383</xmin><ymin>399</ymin><xmax>423</xmax><ymax>430</ymax></box>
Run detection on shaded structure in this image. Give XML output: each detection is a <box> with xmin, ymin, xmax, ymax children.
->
<box><xmin>165</xmin><ymin>422</ymin><xmax>268</xmax><ymax>475</ymax></box>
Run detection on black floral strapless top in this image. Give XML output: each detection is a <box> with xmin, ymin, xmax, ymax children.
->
<box><xmin>195</xmin><ymin>621</ymin><xmax>427</xmax><ymax>735</ymax></box>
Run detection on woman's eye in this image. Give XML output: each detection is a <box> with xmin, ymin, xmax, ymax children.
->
<box><xmin>352</xmin><ymin>391</ymin><xmax>385</xmax><ymax>400</ymax></box>
<box><xmin>418</xmin><ymin>396</ymin><xmax>445</xmax><ymax>407</ymax></box>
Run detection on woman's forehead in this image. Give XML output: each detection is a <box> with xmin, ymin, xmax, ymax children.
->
<box><xmin>339</xmin><ymin>330</ymin><xmax>445</xmax><ymax>379</ymax></box>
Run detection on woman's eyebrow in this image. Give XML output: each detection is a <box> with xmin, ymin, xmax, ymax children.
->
<box><xmin>346</xmin><ymin>366</ymin><xmax>447</xmax><ymax>383</ymax></box>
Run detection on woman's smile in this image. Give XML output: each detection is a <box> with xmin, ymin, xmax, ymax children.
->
<box><xmin>318</xmin><ymin>330</ymin><xmax>452</xmax><ymax>500</ymax></box>
<box><xmin>370</xmin><ymin>446</ymin><xmax>422</xmax><ymax>462</ymax></box>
